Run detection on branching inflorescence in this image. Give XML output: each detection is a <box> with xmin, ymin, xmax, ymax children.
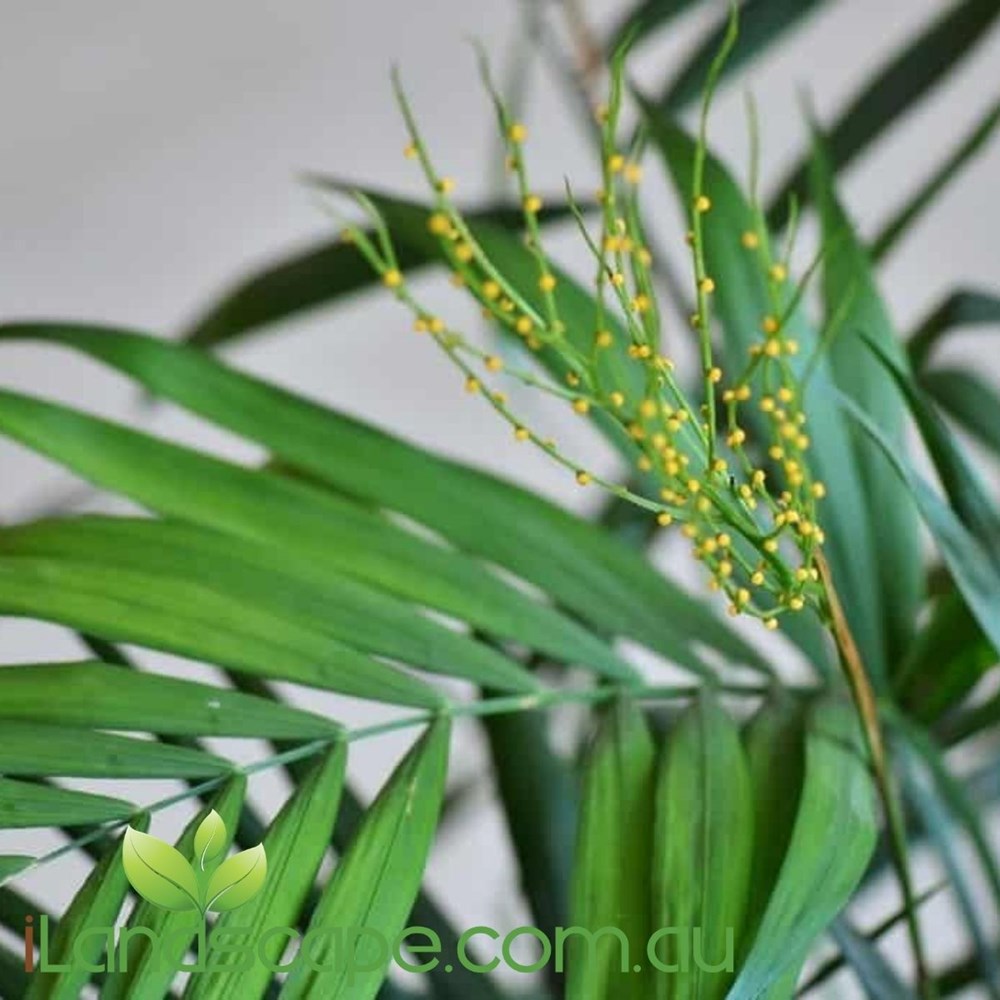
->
<box><xmin>342</xmin><ymin>39</ymin><xmax>828</xmax><ymax>636</ymax></box>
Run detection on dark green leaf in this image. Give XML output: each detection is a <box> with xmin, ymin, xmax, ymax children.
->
<box><xmin>872</xmin><ymin>95</ymin><xmax>1000</xmax><ymax>262</ymax></box>
<box><xmin>922</xmin><ymin>367</ymin><xmax>1000</xmax><ymax>460</ymax></box>
<box><xmin>828</xmin><ymin>917</ymin><xmax>916</xmax><ymax>1000</ymax></box>
<box><xmin>811</xmin><ymin>134</ymin><xmax>923</xmax><ymax>669</ymax></box>
<box><xmin>0</xmin><ymin>856</ymin><xmax>33</xmax><ymax>883</ymax></box>
<box><xmin>605</xmin><ymin>0</ymin><xmax>703</xmax><ymax>53</ymax></box>
<box><xmin>908</xmin><ymin>290</ymin><xmax>1000</xmax><ymax>370</ymax></box>
<box><xmin>181</xmin><ymin>203</ymin><xmax>569</xmax><ymax>347</ymax></box>
<box><xmin>767</xmin><ymin>0</ymin><xmax>1000</xmax><ymax>228</ymax></box>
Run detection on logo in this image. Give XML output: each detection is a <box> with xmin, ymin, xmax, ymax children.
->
<box><xmin>122</xmin><ymin>811</ymin><xmax>266</xmax><ymax>917</ymax></box>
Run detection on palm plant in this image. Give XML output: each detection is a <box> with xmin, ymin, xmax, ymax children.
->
<box><xmin>1</xmin><ymin>2</ymin><xmax>999</xmax><ymax>998</ymax></box>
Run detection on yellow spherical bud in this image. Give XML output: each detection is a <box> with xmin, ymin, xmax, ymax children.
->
<box><xmin>624</xmin><ymin>162</ymin><xmax>643</xmax><ymax>184</ymax></box>
<box><xmin>437</xmin><ymin>177</ymin><xmax>456</xmax><ymax>194</ymax></box>
<box><xmin>428</xmin><ymin>212</ymin><xmax>451</xmax><ymax>236</ymax></box>
<box><xmin>508</xmin><ymin>122</ymin><xmax>527</xmax><ymax>144</ymax></box>
<box><xmin>482</xmin><ymin>280</ymin><xmax>501</xmax><ymax>300</ymax></box>
<box><xmin>694</xmin><ymin>195</ymin><xmax>712</xmax><ymax>213</ymax></box>
<box><xmin>608</xmin><ymin>153</ymin><xmax>625</xmax><ymax>173</ymax></box>
<box><xmin>764</xmin><ymin>617</ymin><xmax>779</xmax><ymax>631</ymax></box>
<box><xmin>595</xmin><ymin>330</ymin><xmax>614</xmax><ymax>349</ymax></box>
<box><xmin>382</xmin><ymin>269</ymin><xmax>403</xmax><ymax>288</ymax></box>
<box><xmin>428</xmin><ymin>317</ymin><xmax>445</xmax><ymax>334</ymax></box>
<box><xmin>609</xmin><ymin>391</ymin><xmax>625</xmax><ymax>408</ymax></box>
<box><xmin>485</xmin><ymin>355</ymin><xmax>504</xmax><ymax>372</ymax></box>
<box><xmin>762</xmin><ymin>315</ymin><xmax>779</xmax><ymax>335</ymax></box>
<box><xmin>741</xmin><ymin>230</ymin><xmax>759</xmax><ymax>249</ymax></box>
<box><xmin>523</xmin><ymin>194</ymin><xmax>543</xmax><ymax>214</ymax></box>
<box><xmin>699</xmin><ymin>277</ymin><xmax>716</xmax><ymax>294</ymax></box>
<box><xmin>572</xmin><ymin>398</ymin><xmax>590</xmax><ymax>415</ymax></box>
<box><xmin>708</xmin><ymin>366</ymin><xmax>723</xmax><ymax>383</ymax></box>
<box><xmin>515</xmin><ymin>316</ymin><xmax>533</xmax><ymax>335</ymax></box>
<box><xmin>657</xmin><ymin>512</ymin><xmax>673</xmax><ymax>527</ymax></box>
<box><xmin>514</xmin><ymin>426</ymin><xmax>530</xmax><ymax>441</ymax></box>
<box><xmin>465</xmin><ymin>376</ymin><xmax>480</xmax><ymax>394</ymax></box>
<box><xmin>769</xmin><ymin>263</ymin><xmax>787</xmax><ymax>282</ymax></box>
<box><xmin>575</xmin><ymin>470</ymin><xmax>591</xmax><ymax>486</ymax></box>
<box><xmin>539</xmin><ymin>273</ymin><xmax>557</xmax><ymax>292</ymax></box>
<box><xmin>811</xmin><ymin>481</ymin><xmax>827</xmax><ymax>499</ymax></box>
<box><xmin>403</xmin><ymin>143</ymin><xmax>418</xmax><ymax>159</ymax></box>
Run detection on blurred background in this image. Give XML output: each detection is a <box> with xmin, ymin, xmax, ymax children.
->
<box><xmin>2</xmin><ymin>0</ymin><xmax>999</xmax><ymax>994</ymax></box>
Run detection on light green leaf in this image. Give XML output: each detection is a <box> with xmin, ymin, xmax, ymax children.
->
<box><xmin>729</xmin><ymin>700</ymin><xmax>878</xmax><ymax>1000</ymax></box>
<box><xmin>0</xmin><ymin>387</ymin><xmax>629</xmax><ymax>684</ymax></box>
<box><xmin>280</xmin><ymin>718</ymin><xmax>450</xmax><ymax>999</ymax></box>
<box><xmin>0</xmin><ymin>660</ymin><xmax>339</xmax><ymax>739</ymax></box>
<box><xmin>185</xmin><ymin>746</ymin><xmax>345</xmax><ymax>1000</ymax></box>
<box><xmin>0</xmin><ymin>778</ymin><xmax>133</xmax><ymax>829</ymax></box>
<box><xmin>0</xmin><ymin>721</ymin><xmax>228</xmax><ymax>779</ymax></box>
<box><xmin>0</xmin><ymin>515</ymin><xmax>539</xmax><ymax>694</ymax></box>
<box><xmin>122</xmin><ymin>826</ymin><xmax>201</xmax><ymax>913</ymax></box>
<box><xmin>567</xmin><ymin>699</ymin><xmax>654</xmax><ymax>1000</ymax></box>
<box><xmin>653</xmin><ymin>695</ymin><xmax>753</xmax><ymax>1000</ymax></box>
<box><xmin>810</xmin><ymin>134</ymin><xmax>923</xmax><ymax>670</ymax></box>
<box><xmin>193</xmin><ymin>810</ymin><xmax>228</xmax><ymax>869</ymax></box>
<box><xmin>26</xmin><ymin>823</ymin><xmax>145</xmax><ymax>1000</ymax></box>
<box><xmin>767</xmin><ymin>0</ymin><xmax>1000</xmax><ymax>228</ymax></box>
<box><xmin>101</xmin><ymin>776</ymin><xmax>245</xmax><ymax>1000</ymax></box>
<box><xmin>204</xmin><ymin>844</ymin><xmax>267</xmax><ymax>913</ymax></box>
<box><xmin>0</xmin><ymin>322</ymin><xmax>763</xmax><ymax>677</ymax></box>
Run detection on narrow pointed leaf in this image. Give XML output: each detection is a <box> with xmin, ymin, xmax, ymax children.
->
<box><xmin>0</xmin><ymin>721</ymin><xmax>229</xmax><ymax>779</ymax></box>
<box><xmin>567</xmin><ymin>699</ymin><xmax>655</xmax><ymax>1000</ymax></box>
<box><xmin>872</xmin><ymin>95</ymin><xmax>1000</xmax><ymax>262</ymax></box>
<box><xmin>102</xmin><ymin>776</ymin><xmax>245</xmax><ymax>1000</ymax></box>
<box><xmin>828</xmin><ymin>918</ymin><xmax>916</xmax><ymax>1000</ymax></box>
<box><xmin>767</xmin><ymin>0</ymin><xmax>1000</xmax><ymax>228</ymax></box>
<box><xmin>26</xmin><ymin>820</ymin><xmax>147</xmax><ymax>1000</ymax></box>
<box><xmin>0</xmin><ymin>322</ymin><xmax>763</xmax><ymax>676</ymax></box>
<box><xmin>0</xmin><ymin>778</ymin><xmax>133</xmax><ymax>829</ymax></box>
<box><xmin>606</xmin><ymin>0</ymin><xmax>703</xmax><ymax>52</ymax></box>
<box><xmin>0</xmin><ymin>554</ymin><xmax>441</xmax><ymax>710</ymax></box>
<box><xmin>922</xmin><ymin>367</ymin><xmax>1000</xmax><ymax>460</ymax></box>
<box><xmin>654</xmin><ymin>0</ymin><xmax>827</xmax><ymax>113</ymax></box>
<box><xmin>0</xmin><ymin>856</ymin><xmax>32</xmax><ymax>883</ymax></box>
<box><xmin>811</xmin><ymin>136</ymin><xmax>923</xmax><ymax>669</ymax></box>
<box><xmin>280</xmin><ymin>719</ymin><xmax>450</xmax><ymax>999</ymax></box>
<box><xmin>0</xmin><ymin>661</ymin><xmax>339</xmax><ymax>739</ymax></box>
<box><xmin>1</xmin><ymin>516</ymin><xmax>539</xmax><ymax>694</ymax></box>
<box><xmin>653</xmin><ymin>695</ymin><xmax>753</xmax><ymax>1000</ymax></box>
<box><xmin>729</xmin><ymin>700</ymin><xmax>878</xmax><ymax>1000</ymax></box>
<box><xmin>0</xmin><ymin>388</ymin><xmax>629</xmax><ymax>683</ymax></box>
<box><xmin>908</xmin><ymin>289</ymin><xmax>1000</xmax><ymax>369</ymax></box>
<box><xmin>181</xmin><ymin>203</ymin><xmax>572</xmax><ymax>347</ymax></box>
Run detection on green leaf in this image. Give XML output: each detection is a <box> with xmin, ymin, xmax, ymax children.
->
<box><xmin>193</xmin><ymin>810</ymin><xmax>228</xmax><ymax>869</ymax></box>
<box><xmin>180</xmin><ymin>202</ymin><xmax>572</xmax><ymax>347</ymax></box>
<box><xmin>899</xmin><ymin>737</ymin><xmax>1000</xmax><ymax>994</ymax></box>
<box><xmin>0</xmin><ymin>942</ymin><xmax>29</xmax><ymax>1000</ymax></box>
<box><xmin>0</xmin><ymin>552</ymin><xmax>440</xmax><ymax>710</ymax></box>
<box><xmin>862</xmin><ymin>339</ymin><xmax>1000</xmax><ymax>556</ymax></box>
<box><xmin>101</xmin><ymin>776</ymin><xmax>245</xmax><ymax>1000</ymax></box>
<box><xmin>908</xmin><ymin>289</ymin><xmax>1000</xmax><ymax>370</ymax></box>
<box><xmin>0</xmin><ymin>856</ymin><xmax>33</xmax><ymax>884</ymax></box>
<box><xmin>0</xmin><ymin>778</ymin><xmax>133</xmax><ymax>829</ymax></box>
<box><xmin>643</xmin><ymin>113</ymin><xmax>876</xmax><ymax>677</ymax></box>
<box><xmin>484</xmin><ymin>703</ymin><xmax>577</xmax><ymax>955</ymax></box>
<box><xmin>828</xmin><ymin>918</ymin><xmax>916</xmax><ymax>1000</ymax></box>
<box><xmin>0</xmin><ymin>387</ymin><xmax>630</xmax><ymax>684</ymax></box>
<box><xmin>840</xmin><ymin>393</ymin><xmax>1000</xmax><ymax>662</ymax></box>
<box><xmin>204</xmin><ymin>844</ymin><xmax>267</xmax><ymax>913</ymax></box>
<box><xmin>0</xmin><ymin>317</ymin><xmax>763</xmax><ymax>678</ymax></box>
<box><xmin>0</xmin><ymin>516</ymin><xmax>540</xmax><ymax>694</ymax></box>
<box><xmin>729</xmin><ymin>700</ymin><xmax>878</xmax><ymax>1000</ymax></box>
<box><xmin>653</xmin><ymin>0</ymin><xmax>827</xmax><ymax>113</ymax></box>
<box><xmin>567</xmin><ymin>699</ymin><xmax>655</xmax><ymax>1000</ymax></box>
<box><xmin>872</xmin><ymin>95</ymin><xmax>1000</xmax><ymax>262</ymax></box>
<box><xmin>0</xmin><ymin>721</ymin><xmax>228</xmax><ymax>779</ymax></box>
<box><xmin>742</xmin><ymin>699</ymin><xmax>805</xmax><ymax>947</ymax></box>
<box><xmin>922</xmin><ymin>367</ymin><xmax>1000</xmax><ymax>460</ymax></box>
<box><xmin>280</xmin><ymin>718</ymin><xmax>449</xmax><ymax>999</ymax></box>
<box><xmin>26</xmin><ymin>819</ymin><xmax>147</xmax><ymax>1000</ymax></box>
<box><xmin>767</xmin><ymin>0</ymin><xmax>1000</xmax><ymax>228</ymax></box>
<box><xmin>122</xmin><ymin>826</ymin><xmax>201</xmax><ymax>913</ymax></box>
<box><xmin>810</xmin><ymin>134</ymin><xmax>923</xmax><ymax>669</ymax></box>
<box><xmin>0</xmin><ymin>660</ymin><xmax>339</xmax><ymax>739</ymax></box>
<box><xmin>653</xmin><ymin>695</ymin><xmax>753</xmax><ymax>1000</ymax></box>
<box><xmin>605</xmin><ymin>0</ymin><xmax>703</xmax><ymax>52</ymax></box>
<box><xmin>896</xmin><ymin>589</ymin><xmax>996</xmax><ymax>724</ymax></box>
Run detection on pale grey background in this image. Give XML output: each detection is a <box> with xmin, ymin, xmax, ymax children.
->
<box><xmin>1</xmin><ymin>0</ymin><xmax>999</xmax><ymax>994</ymax></box>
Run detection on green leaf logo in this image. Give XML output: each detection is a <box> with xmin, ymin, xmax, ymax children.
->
<box><xmin>122</xmin><ymin>813</ymin><xmax>266</xmax><ymax>915</ymax></box>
